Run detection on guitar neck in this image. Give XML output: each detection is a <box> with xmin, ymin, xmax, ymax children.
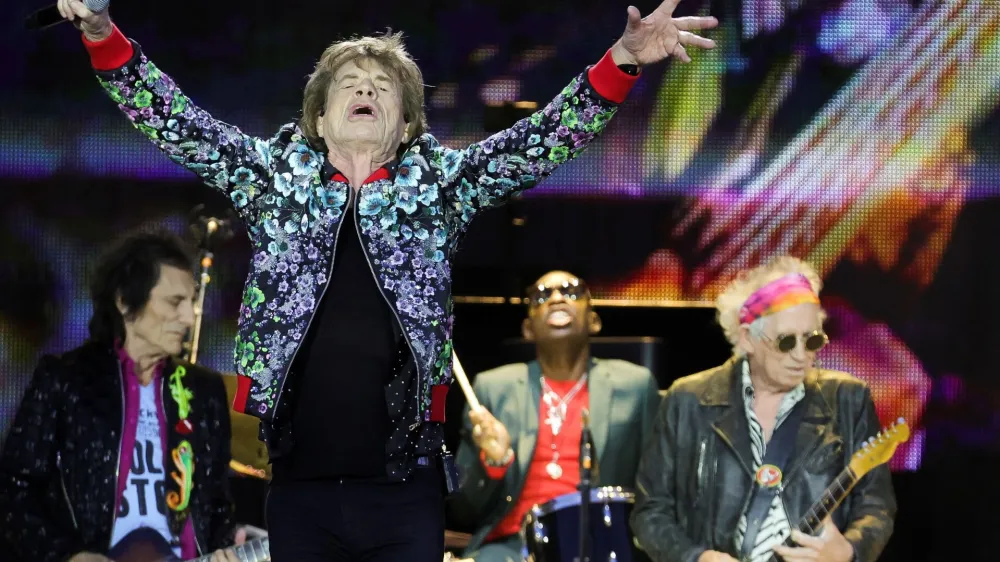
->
<box><xmin>763</xmin><ymin>467</ymin><xmax>858</xmax><ymax>562</ymax></box>
<box><xmin>192</xmin><ymin>537</ymin><xmax>269</xmax><ymax>562</ymax></box>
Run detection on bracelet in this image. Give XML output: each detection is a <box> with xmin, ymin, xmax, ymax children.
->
<box><xmin>484</xmin><ymin>447</ymin><xmax>514</xmax><ymax>467</ymax></box>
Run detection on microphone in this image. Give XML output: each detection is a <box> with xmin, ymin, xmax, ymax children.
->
<box><xmin>578</xmin><ymin>408</ymin><xmax>594</xmax><ymax>562</ymax></box>
<box><xmin>25</xmin><ymin>0</ymin><xmax>110</xmax><ymax>30</ymax></box>
<box><xmin>188</xmin><ymin>205</ymin><xmax>237</xmax><ymax>250</ymax></box>
<box><xmin>580</xmin><ymin>408</ymin><xmax>593</xmax><ymax>479</ymax></box>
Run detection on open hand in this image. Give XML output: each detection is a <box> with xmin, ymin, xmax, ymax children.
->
<box><xmin>611</xmin><ymin>0</ymin><xmax>718</xmax><ymax>66</ymax></box>
<box><xmin>56</xmin><ymin>0</ymin><xmax>112</xmax><ymax>41</ymax></box>
<box><xmin>772</xmin><ymin>517</ymin><xmax>854</xmax><ymax>562</ymax></box>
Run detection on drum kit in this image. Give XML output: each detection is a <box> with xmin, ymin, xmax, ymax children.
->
<box><xmin>452</xmin><ymin>356</ymin><xmax>652</xmax><ymax>562</ymax></box>
<box><xmin>520</xmin><ymin>486</ymin><xmax>651</xmax><ymax>562</ymax></box>
<box><xmin>445</xmin><ymin>487</ymin><xmax>649</xmax><ymax>562</ymax></box>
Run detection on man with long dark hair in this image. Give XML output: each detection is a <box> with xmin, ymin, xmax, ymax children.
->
<box><xmin>0</xmin><ymin>229</ymin><xmax>246</xmax><ymax>562</ymax></box>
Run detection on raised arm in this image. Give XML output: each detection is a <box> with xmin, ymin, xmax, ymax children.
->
<box><xmin>436</xmin><ymin>0</ymin><xmax>717</xmax><ymax>227</ymax></box>
<box><xmin>57</xmin><ymin>0</ymin><xmax>275</xmax><ymax>223</ymax></box>
<box><xmin>434</xmin><ymin>50</ymin><xmax>637</xmax><ymax>227</ymax></box>
<box><xmin>0</xmin><ymin>358</ymin><xmax>84</xmax><ymax>562</ymax></box>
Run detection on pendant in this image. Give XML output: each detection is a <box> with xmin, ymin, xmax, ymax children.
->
<box><xmin>546</xmin><ymin>461</ymin><xmax>563</xmax><ymax>479</ymax></box>
<box><xmin>546</xmin><ymin>415</ymin><xmax>562</xmax><ymax>436</ymax></box>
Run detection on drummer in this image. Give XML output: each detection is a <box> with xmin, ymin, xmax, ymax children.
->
<box><xmin>447</xmin><ymin>270</ymin><xmax>662</xmax><ymax>562</ymax></box>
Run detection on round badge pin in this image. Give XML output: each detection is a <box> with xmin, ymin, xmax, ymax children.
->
<box><xmin>755</xmin><ymin>464</ymin><xmax>782</xmax><ymax>488</ymax></box>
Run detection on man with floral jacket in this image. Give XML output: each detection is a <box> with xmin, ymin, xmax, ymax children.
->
<box><xmin>55</xmin><ymin>0</ymin><xmax>717</xmax><ymax>559</ymax></box>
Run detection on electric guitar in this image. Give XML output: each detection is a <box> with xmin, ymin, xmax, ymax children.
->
<box><xmin>107</xmin><ymin>527</ymin><xmax>270</xmax><ymax>562</ymax></box>
<box><xmin>761</xmin><ymin>417</ymin><xmax>910</xmax><ymax>562</ymax></box>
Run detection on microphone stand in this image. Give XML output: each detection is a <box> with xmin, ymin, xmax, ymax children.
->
<box><xmin>578</xmin><ymin>408</ymin><xmax>594</xmax><ymax>562</ymax></box>
<box><xmin>182</xmin><ymin>205</ymin><xmax>234</xmax><ymax>363</ymax></box>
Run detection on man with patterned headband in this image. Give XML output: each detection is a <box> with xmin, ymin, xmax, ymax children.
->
<box><xmin>630</xmin><ymin>256</ymin><xmax>896</xmax><ymax>562</ymax></box>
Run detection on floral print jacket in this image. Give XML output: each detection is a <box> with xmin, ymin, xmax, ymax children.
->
<box><xmin>87</xmin><ymin>26</ymin><xmax>637</xmax><ymax>476</ymax></box>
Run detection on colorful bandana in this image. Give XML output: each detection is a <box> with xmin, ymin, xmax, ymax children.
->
<box><xmin>738</xmin><ymin>273</ymin><xmax>819</xmax><ymax>325</ymax></box>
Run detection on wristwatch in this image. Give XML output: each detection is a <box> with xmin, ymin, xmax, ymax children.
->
<box><xmin>617</xmin><ymin>64</ymin><xmax>640</xmax><ymax>76</ymax></box>
<box><xmin>485</xmin><ymin>447</ymin><xmax>514</xmax><ymax>467</ymax></box>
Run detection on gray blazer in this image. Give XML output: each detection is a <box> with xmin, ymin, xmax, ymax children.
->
<box><xmin>448</xmin><ymin>357</ymin><xmax>661</xmax><ymax>554</ymax></box>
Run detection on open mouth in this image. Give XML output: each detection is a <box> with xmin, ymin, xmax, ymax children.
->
<box><xmin>546</xmin><ymin>309</ymin><xmax>573</xmax><ymax>328</ymax></box>
<box><xmin>348</xmin><ymin>103</ymin><xmax>377</xmax><ymax>121</ymax></box>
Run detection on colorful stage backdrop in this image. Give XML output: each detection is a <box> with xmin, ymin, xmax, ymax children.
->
<box><xmin>2</xmin><ymin>0</ymin><xmax>999</xmax><ymax>473</ymax></box>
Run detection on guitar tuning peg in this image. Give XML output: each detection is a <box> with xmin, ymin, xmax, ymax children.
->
<box><xmin>897</xmin><ymin>416</ymin><xmax>905</xmax><ymax>424</ymax></box>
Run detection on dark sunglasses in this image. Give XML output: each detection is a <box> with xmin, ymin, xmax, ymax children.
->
<box><xmin>526</xmin><ymin>278</ymin><xmax>589</xmax><ymax>307</ymax></box>
<box><xmin>763</xmin><ymin>330</ymin><xmax>829</xmax><ymax>353</ymax></box>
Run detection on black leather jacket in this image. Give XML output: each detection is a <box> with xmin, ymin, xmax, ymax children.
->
<box><xmin>0</xmin><ymin>342</ymin><xmax>236</xmax><ymax>561</ymax></box>
<box><xmin>630</xmin><ymin>357</ymin><xmax>896</xmax><ymax>562</ymax></box>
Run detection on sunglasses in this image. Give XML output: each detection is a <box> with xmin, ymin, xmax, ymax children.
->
<box><xmin>526</xmin><ymin>278</ymin><xmax>589</xmax><ymax>307</ymax></box>
<box><xmin>762</xmin><ymin>330</ymin><xmax>829</xmax><ymax>353</ymax></box>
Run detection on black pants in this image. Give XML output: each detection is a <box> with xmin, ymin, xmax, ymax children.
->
<box><xmin>266</xmin><ymin>466</ymin><xmax>445</xmax><ymax>561</ymax></box>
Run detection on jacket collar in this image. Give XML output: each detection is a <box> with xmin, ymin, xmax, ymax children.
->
<box><xmin>705</xmin><ymin>356</ymin><xmax>836</xmax><ymax>477</ymax></box>
<box><xmin>517</xmin><ymin>357</ymin><xmax>613</xmax><ymax>476</ymax></box>
<box><xmin>698</xmin><ymin>356</ymin><xmax>835</xmax><ymax>417</ymax></box>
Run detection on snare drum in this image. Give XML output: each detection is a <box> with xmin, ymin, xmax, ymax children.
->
<box><xmin>520</xmin><ymin>486</ymin><xmax>652</xmax><ymax>562</ymax></box>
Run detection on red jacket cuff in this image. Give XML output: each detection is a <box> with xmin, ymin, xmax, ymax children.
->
<box><xmin>232</xmin><ymin>375</ymin><xmax>252</xmax><ymax>414</ymax></box>
<box><xmin>587</xmin><ymin>49</ymin><xmax>640</xmax><ymax>104</ymax></box>
<box><xmin>480</xmin><ymin>449</ymin><xmax>513</xmax><ymax>480</ymax></box>
<box><xmin>82</xmin><ymin>24</ymin><xmax>134</xmax><ymax>71</ymax></box>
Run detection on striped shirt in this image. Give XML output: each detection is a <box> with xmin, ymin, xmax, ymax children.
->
<box><xmin>733</xmin><ymin>360</ymin><xmax>805</xmax><ymax>562</ymax></box>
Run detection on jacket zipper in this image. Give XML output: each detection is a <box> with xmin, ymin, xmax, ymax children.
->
<box><xmin>707</xmin><ymin>450</ymin><xmax>719</xmax><ymax>547</ymax></box>
<box><xmin>109</xmin><ymin>362</ymin><xmax>125</xmax><ymax>549</ymax></box>
<box><xmin>56</xmin><ymin>451</ymin><xmax>79</xmax><ymax>530</ymax></box>
<box><xmin>696</xmin><ymin>440</ymin><xmax>706</xmax><ymax>487</ymax></box>
<box><xmin>352</xmin><ymin>187</ymin><xmax>421</xmax><ymax>431</ymax></box>
<box><xmin>272</xmin><ymin>187</ymin><xmax>350</xmax><ymax>417</ymax></box>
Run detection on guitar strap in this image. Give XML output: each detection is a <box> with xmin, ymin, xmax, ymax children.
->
<box><xmin>739</xmin><ymin>401</ymin><xmax>805</xmax><ymax>559</ymax></box>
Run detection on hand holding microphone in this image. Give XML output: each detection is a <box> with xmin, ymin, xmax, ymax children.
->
<box><xmin>27</xmin><ymin>0</ymin><xmax>113</xmax><ymax>41</ymax></box>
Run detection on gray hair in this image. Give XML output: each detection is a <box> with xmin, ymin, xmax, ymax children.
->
<box><xmin>715</xmin><ymin>256</ymin><xmax>824</xmax><ymax>356</ymax></box>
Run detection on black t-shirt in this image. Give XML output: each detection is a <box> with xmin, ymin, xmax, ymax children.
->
<box><xmin>271</xmin><ymin>200</ymin><xmax>399</xmax><ymax>481</ymax></box>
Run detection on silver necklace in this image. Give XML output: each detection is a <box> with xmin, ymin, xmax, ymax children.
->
<box><xmin>541</xmin><ymin>374</ymin><xmax>588</xmax><ymax>479</ymax></box>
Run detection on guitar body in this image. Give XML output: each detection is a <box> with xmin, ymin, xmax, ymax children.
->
<box><xmin>108</xmin><ymin>527</ymin><xmax>271</xmax><ymax>562</ymax></box>
<box><xmin>760</xmin><ymin>417</ymin><xmax>910</xmax><ymax>562</ymax></box>
<box><xmin>108</xmin><ymin>527</ymin><xmax>182</xmax><ymax>562</ymax></box>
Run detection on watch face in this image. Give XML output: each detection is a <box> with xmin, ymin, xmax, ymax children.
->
<box><xmin>618</xmin><ymin>64</ymin><xmax>639</xmax><ymax>76</ymax></box>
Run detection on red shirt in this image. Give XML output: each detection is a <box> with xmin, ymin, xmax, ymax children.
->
<box><xmin>484</xmin><ymin>378</ymin><xmax>590</xmax><ymax>541</ymax></box>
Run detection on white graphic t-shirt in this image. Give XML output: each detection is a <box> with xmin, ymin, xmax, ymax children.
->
<box><xmin>109</xmin><ymin>382</ymin><xmax>181</xmax><ymax>557</ymax></box>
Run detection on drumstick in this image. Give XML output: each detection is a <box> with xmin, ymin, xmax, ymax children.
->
<box><xmin>451</xmin><ymin>349</ymin><xmax>482</xmax><ymax>411</ymax></box>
